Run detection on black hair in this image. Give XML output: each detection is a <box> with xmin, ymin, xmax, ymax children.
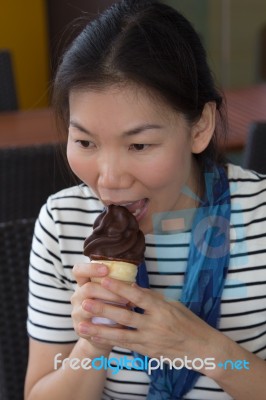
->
<box><xmin>53</xmin><ymin>0</ymin><xmax>226</xmax><ymax>164</ymax></box>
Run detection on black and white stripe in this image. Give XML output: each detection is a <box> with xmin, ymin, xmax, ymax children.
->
<box><xmin>27</xmin><ymin>165</ymin><xmax>266</xmax><ymax>399</ymax></box>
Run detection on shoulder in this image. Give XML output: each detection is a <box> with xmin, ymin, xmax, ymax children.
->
<box><xmin>225</xmin><ymin>165</ymin><xmax>266</xmax><ymax>323</ymax></box>
<box><xmin>227</xmin><ymin>163</ymin><xmax>266</xmax><ymax>265</ymax></box>
<box><xmin>227</xmin><ymin>163</ymin><xmax>266</xmax><ymax>204</ymax></box>
<box><xmin>48</xmin><ymin>183</ymin><xmax>102</xmax><ymax>209</ymax></box>
<box><xmin>227</xmin><ymin>163</ymin><xmax>266</xmax><ymax>187</ymax></box>
<box><xmin>36</xmin><ymin>184</ymin><xmax>104</xmax><ymax>241</ymax></box>
<box><xmin>40</xmin><ymin>184</ymin><xmax>103</xmax><ymax>220</ymax></box>
<box><xmin>227</xmin><ymin>163</ymin><xmax>266</xmax><ymax>242</ymax></box>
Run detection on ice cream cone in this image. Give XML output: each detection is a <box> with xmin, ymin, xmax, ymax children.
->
<box><xmin>90</xmin><ymin>259</ymin><xmax>138</xmax><ymax>325</ymax></box>
<box><xmin>90</xmin><ymin>259</ymin><xmax>138</xmax><ymax>284</ymax></box>
<box><xmin>83</xmin><ymin>204</ymin><xmax>145</xmax><ymax>326</ymax></box>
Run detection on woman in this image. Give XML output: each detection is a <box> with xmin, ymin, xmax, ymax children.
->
<box><xmin>24</xmin><ymin>1</ymin><xmax>266</xmax><ymax>399</ymax></box>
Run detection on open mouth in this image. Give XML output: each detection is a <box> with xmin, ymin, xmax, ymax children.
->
<box><xmin>113</xmin><ymin>198</ymin><xmax>149</xmax><ymax>221</ymax></box>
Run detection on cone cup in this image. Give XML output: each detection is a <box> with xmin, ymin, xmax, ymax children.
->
<box><xmin>90</xmin><ymin>259</ymin><xmax>138</xmax><ymax>325</ymax></box>
<box><xmin>90</xmin><ymin>259</ymin><xmax>138</xmax><ymax>284</ymax></box>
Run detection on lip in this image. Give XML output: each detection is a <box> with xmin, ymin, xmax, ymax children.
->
<box><xmin>132</xmin><ymin>198</ymin><xmax>149</xmax><ymax>222</ymax></box>
<box><xmin>103</xmin><ymin>200</ymin><xmax>135</xmax><ymax>206</ymax></box>
<box><xmin>103</xmin><ymin>198</ymin><xmax>149</xmax><ymax>222</ymax></box>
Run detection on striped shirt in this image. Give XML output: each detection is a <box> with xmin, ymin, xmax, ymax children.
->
<box><xmin>27</xmin><ymin>163</ymin><xmax>266</xmax><ymax>399</ymax></box>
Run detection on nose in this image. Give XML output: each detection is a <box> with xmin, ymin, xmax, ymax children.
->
<box><xmin>97</xmin><ymin>152</ymin><xmax>133</xmax><ymax>191</ymax></box>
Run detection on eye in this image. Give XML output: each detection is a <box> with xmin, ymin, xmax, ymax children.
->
<box><xmin>76</xmin><ymin>140</ymin><xmax>94</xmax><ymax>148</ymax></box>
<box><xmin>130</xmin><ymin>143</ymin><xmax>150</xmax><ymax>151</ymax></box>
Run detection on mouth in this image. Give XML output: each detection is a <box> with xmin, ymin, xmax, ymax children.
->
<box><xmin>106</xmin><ymin>198</ymin><xmax>149</xmax><ymax>221</ymax></box>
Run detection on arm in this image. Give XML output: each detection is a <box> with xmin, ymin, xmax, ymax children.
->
<box><xmin>207</xmin><ymin>333</ymin><xmax>266</xmax><ymax>400</ymax></box>
<box><xmin>76</xmin><ymin>277</ymin><xmax>266</xmax><ymax>400</ymax></box>
<box><xmin>24</xmin><ymin>338</ymin><xmax>110</xmax><ymax>400</ymax></box>
<box><xmin>25</xmin><ymin>262</ymin><xmax>130</xmax><ymax>400</ymax></box>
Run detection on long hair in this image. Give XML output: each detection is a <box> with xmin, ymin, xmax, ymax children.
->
<box><xmin>53</xmin><ymin>0</ymin><xmax>227</xmax><ymax>165</ymax></box>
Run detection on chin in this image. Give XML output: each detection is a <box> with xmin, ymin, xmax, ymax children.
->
<box><xmin>138</xmin><ymin>218</ymin><xmax>153</xmax><ymax>235</ymax></box>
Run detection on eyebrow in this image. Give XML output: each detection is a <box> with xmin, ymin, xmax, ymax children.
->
<box><xmin>69</xmin><ymin>120</ymin><xmax>164</xmax><ymax>137</ymax></box>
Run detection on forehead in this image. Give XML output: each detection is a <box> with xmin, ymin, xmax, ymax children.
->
<box><xmin>69</xmin><ymin>83</ymin><xmax>188</xmax><ymax>134</ymax></box>
<box><xmin>69</xmin><ymin>83</ymin><xmax>182</xmax><ymax>125</ymax></box>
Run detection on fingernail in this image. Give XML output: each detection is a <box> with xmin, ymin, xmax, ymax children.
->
<box><xmin>79</xmin><ymin>324</ymin><xmax>96</xmax><ymax>335</ymax></box>
<box><xmin>91</xmin><ymin>336</ymin><xmax>103</xmax><ymax>343</ymax></box>
<box><xmin>102</xmin><ymin>277</ymin><xmax>111</xmax><ymax>287</ymax></box>
<box><xmin>98</xmin><ymin>266</ymin><xmax>108</xmax><ymax>274</ymax></box>
<box><xmin>83</xmin><ymin>301</ymin><xmax>93</xmax><ymax>312</ymax></box>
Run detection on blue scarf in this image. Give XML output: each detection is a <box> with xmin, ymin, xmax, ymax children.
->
<box><xmin>134</xmin><ymin>162</ymin><xmax>231</xmax><ymax>399</ymax></box>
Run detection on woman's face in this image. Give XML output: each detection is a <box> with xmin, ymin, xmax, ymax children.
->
<box><xmin>67</xmin><ymin>84</ymin><xmax>205</xmax><ymax>234</ymax></box>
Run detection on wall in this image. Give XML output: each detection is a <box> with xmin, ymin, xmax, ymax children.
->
<box><xmin>229</xmin><ymin>0</ymin><xmax>266</xmax><ymax>87</ymax></box>
<box><xmin>164</xmin><ymin>0</ymin><xmax>266</xmax><ymax>88</ymax></box>
<box><xmin>46</xmin><ymin>0</ymin><xmax>115</xmax><ymax>77</ymax></box>
<box><xmin>164</xmin><ymin>0</ymin><xmax>208</xmax><ymax>43</ymax></box>
<box><xmin>208</xmin><ymin>0</ymin><xmax>266</xmax><ymax>88</ymax></box>
<box><xmin>0</xmin><ymin>0</ymin><xmax>50</xmax><ymax>109</ymax></box>
<box><xmin>1</xmin><ymin>0</ymin><xmax>265</xmax><ymax>110</ymax></box>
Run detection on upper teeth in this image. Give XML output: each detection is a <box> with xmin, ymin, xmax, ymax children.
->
<box><xmin>133</xmin><ymin>208</ymin><xmax>141</xmax><ymax>217</ymax></box>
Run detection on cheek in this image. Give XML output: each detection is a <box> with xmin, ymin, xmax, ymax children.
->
<box><xmin>66</xmin><ymin>145</ymin><xmax>95</xmax><ymax>184</ymax></box>
<box><xmin>145</xmin><ymin>147</ymin><xmax>191</xmax><ymax>190</ymax></box>
<box><xmin>66</xmin><ymin>145</ymin><xmax>80</xmax><ymax>177</ymax></box>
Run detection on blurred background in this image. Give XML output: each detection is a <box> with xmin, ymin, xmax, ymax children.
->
<box><xmin>0</xmin><ymin>0</ymin><xmax>265</xmax><ymax>110</ymax></box>
<box><xmin>0</xmin><ymin>4</ymin><xmax>265</xmax><ymax>399</ymax></box>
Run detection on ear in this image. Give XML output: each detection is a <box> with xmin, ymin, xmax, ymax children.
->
<box><xmin>191</xmin><ymin>102</ymin><xmax>216</xmax><ymax>154</ymax></box>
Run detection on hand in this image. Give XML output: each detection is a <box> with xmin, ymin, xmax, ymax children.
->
<box><xmin>77</xmin><ymin>277</ymin><xmax>222</xmax><ymax>371</ymax></box>
<box><xmin>71</xmin><ymin>263</ymin><xmax>129</xmax><ymax>351</ymax></box>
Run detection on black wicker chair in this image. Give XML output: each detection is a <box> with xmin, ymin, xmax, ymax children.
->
<box><xmin>0</xmin><ymin>50</ymin><xmax>18</xmax><ymax>112</ymax></box>
<box><xmin>0</xmin><ymin>143</ymin><xmax>77</xmax><ymax>398</ymax></box>
<box><xmin>243</xmin><ymin>122</ymin><xmax>266</xmax><ymax>174</ymax></box>
<box><xmin>0</xmin><ymin>218</ymin><xmax>35</xmax><ymax>400</ymax></box>
<box><xmin>0</xmin><ymin>143</ymin><xmax>76</xmax><ymax>223</ymax></box>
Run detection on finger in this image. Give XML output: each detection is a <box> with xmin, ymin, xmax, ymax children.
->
<box><xmin>82</xmin><ymin>298</ymin><xmax>144</xmax><ymax>329</ymax></box>
<box><xmin>78</xmin><ymin>319</ymin><xmax>140</xmax><ymax>346</ymax></box>
<box><xmin>80</xmin><ymin>281</ymin><xmax>130</xmax><ymax>305</ymax></box>
<box><xmin>72</xmin><ymin>304</ymin><xmax>92</xmax><ymax>327</ymax></box>
<box><xmin>101</xmin><ymin>278</ymin><xmax>154</xmax><ymax>311</ymax></box>
<box><xmin>72</xmin><ymin>299</ymin><xmax>99</xmax><ymax>321</ymax></box>
<box><xmin>73</xmin><ymin>263</ymin><xmax>109</xmax><ymax>286</ymax></box>
<box><xmin>72</xmin><ymin>304</ymin><xmax>92</xmax><ymax>338</ymax></box>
